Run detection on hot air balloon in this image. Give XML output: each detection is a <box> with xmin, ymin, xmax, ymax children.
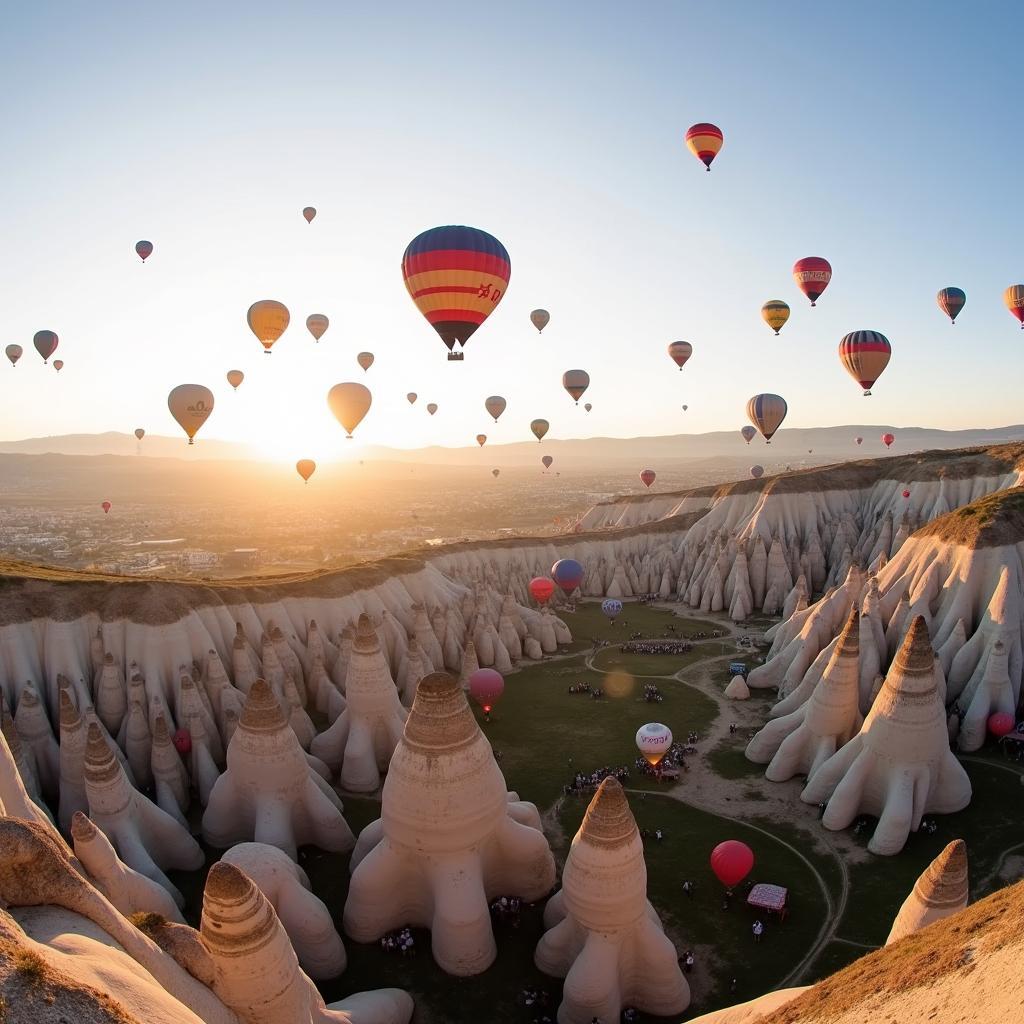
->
<box><xmin>53</xmin><ymin>359</ymin><xmax>63</xmax><ymax>372</ymax></box>
<box><xmin>855</xmin><ymin>436</ymin><xmax>863</xmax><ymax>445</ymax></box>
<box><xmin>808</xmin><ymin>449</ymin><xmax>813</xmax><ymax>454</ymax></box>
<box><xmin>427</xmin><ymin>403</ymin><xmax>438</xmax><ymax>416</ymax></box>
<box><xmin>562</xmin><ymin>369</ymin><xmax>590</xmax><ymax>404</ymax></box>
<box><xmin>684</xmin><ymin>123</ymin><xmax>723</xmax><ymax>171</ymax></box>
<box><xmin>172</xmin><ymin>729</ymin><xmax>192</xmax><ymax>755</ymax></box>
<box><xmin>302</xmin><ymin>207</ymin><xmax>316</xmax><ymax>223</ymax></box>
<box><xmin>357</xmin><ymin>351</ymin><xmax>374</xmax><ymax>372</ymax></box>
<box><xmin>838</xmin><ymin>330</ymin><xmax>891</xmax><ymax>396</ymax></box>
<box><xmin>407</xmin><ymin>393</ymin><xmax>418</xmax><ymax>405</ymax></box>
<box><xmin>167</xmin><ymin>384</ymin><xmax>214</xmax><ymax>444</ymax></box>
<box><xmin>531</xmin><ymin>309</ymin><xmax>550</xmax><ymax>333</ymax></box>
<box><xmin>746</xmin><ymin>394</ymin><xmax>788</xmax><ymax>443</ymax></box>
<box><xmin>306</xmin><ymin>314</ymin><xmax>329</xmax><ymax>341</ymax></box>
<box><xmin>640</xmin><ymin>469</ymin><xmax>656</xmax><ymax>488</ymax></box>
<box><xmin>761</xmin><ymin>300</ymin><xmax>790</xmax><ymax>335</ymax></box>
<box><xmin>902</xmin><ymin>489</ymin><xmax>910</xmax><ymax>498</ymax></box>
<box><xmin>1004</xmin><ymin>285</ymin><xmax>1024</xmax><ymax>328</ymax></box>
<box><xmin>101</xmin><ymin>501</ymin><xmax>111</xmax><ymax>514</ymax></box>
<box><xmin>476</xmin><ymin>434</ymin><xmax>487</xmax><ymax>447</ymax></box>
<box><xmin>584</xmin><ymin>403</ymin><xmax>592</xmax><ymax>413</ymax></box>
<box><xmin>749</xmin><ymin>465</ymin><xmax>764</xmax><ymax>479</ymax></box>
<box><xmin>226</xmin><ymin>370</ymin><xmax>244</xmax><ymax>390</ymax></box>
<box><xmin>33</xmin><ymin>330</ymin><xmax>58</xmax><ymax>363</ymax></box>
<box><xmin>710</xmin><ymin>840</ymin><xmax>754</xmax><ymax>887</ymax></box>
<box><xmin>485</xmin><ymin>396</ymin><xmax>506</xmax><ymax>422</ymax></box>
<box><xmin>327</xmin><ymin>383</ymin><xmax>372</xmax><ymax>438</ymax></box>
<box><xmin>542</xmin><ymin>455</ymin><xmax>554</xmax><ymax>470</ymax></box>
<box><xmin>529</xmin><ymin>577</ymin><xmax>556</xmax><ymax>605</ymax></box>
<box><xmin>682</xmin><ymin>404</ymin><xmax>688</xmax><ymax>412</ymax></box>
<box><xmin>601</xmin><ymin>598</ymin><xmax>623</xmax><ymax>621</ymax></box>
<box><xmin>792</xmin><ymin>257</ymin><xmax>832</xmax><ymax>306</ymax></box>
<box><xmin>295</xmin><ymin>459</ymin><xmax>316</xmax><ymax>483</ymax></box>
<box><xmin>635</xmin><ymin>723</ymin><xmax>672</xmax><ymax>766</ymax></box>
<box><xmin>531</xmin><ymin>419</ymin><xmax>549</xmax><ymax>442</ymax></box>
<box><xmin>401</xmin><ymin>225</ymin><xmax>511</xmax><ymax>360</ymax></box>
<box><xmin>134</xmin><ymin>428</ymin><xmax>145</xmax><ymax>441</ymax></box>
<box><xmin>551</xmin><ymin>558</ymin><xmax>584</xmax><ymax>596</ymax></box>
<box><xmin>247</xmin><ymin>300</ymin><xmax>289</xmax><ymax>354</ymax></box>
<box><xmin>937</xmin><ymin>287</ymin><xmax>966</xmax><ymax>325</ymax></box>
<box><xmin>882</xmin><ymin>432</ymin><xmax>895</xmax><ymax>448</ymax></box>
<box><xmin>667</xmin><ymin>340</ymin><xmax>693</xmax><ymax>370</ymax></box>
<box><xmin>988</xmin><ymin>711</ymin><xmax>1015</xmax><ymax>737</ymax></box>
<box><xmin>5</xmin><ymin>344</ymin><xmax>21</xmax><ymax>367</ymax></box>
<box><xmin>740</xmin><ymin>426</ymin><xmax>757</xmax><ymax>444</ymax></box>
<box><xmin>468</xmin><ymin>668</ymin><xmax>504</xmax><ymax>715</ymax></box>
<box><xmin>492</xmin><ymin>468</ymin><xmax>500</xmax><ymax>478</ymax></box>
<box><xmin>135</xmin><ymin>240</ymin><xmax>153</xmax><ymax>262</ymax></box>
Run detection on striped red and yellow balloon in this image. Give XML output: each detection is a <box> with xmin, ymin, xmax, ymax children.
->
<box><xmin>792</xmin><ymin>257</ymin><xmax>832</xmax><ymax>306</ymax></box>
<box><xmin>685</xmin><ymin>123</ymin><xmax>723</xmax><ymax>171</ymax></box>
<box><xmin>838</xmin><ymin>331</ymin><xmax>891</xmax><ymax>396</ymax></box>
<box><xmin>667</xmin><ymin>340</ymin><xmax>693</xmax><ymax>370</ymax></box>
<box><xmin>401</xmin><ymin>225</ymin><xmax>511</xmax><ymax>360</ymax></box>
<box><xmin>936</xmin><ymin>287</ymin><xmax>966</xmax><ymax>325</ymax></box>
<box><xmin>1005</xmin><ymin>285</ymin><xmax>1024</xmax><ymax>329</ymax></box>
<box><xmin>746</xmin><ymin>394</ymin><xmax>788</xmax><ymax>443</ymax></box>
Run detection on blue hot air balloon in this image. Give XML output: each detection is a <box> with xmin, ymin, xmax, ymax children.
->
<box><xmin>551</xmin><ymin>558</ymin><xmax>585</xmax><ymax>596</ymax></box>
<box><xmin>602</xmin><ymin>598</ymin><xmax>623</xmax><ymax>621</ymax></box>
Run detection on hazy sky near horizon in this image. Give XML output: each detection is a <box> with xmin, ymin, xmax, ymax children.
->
<box><xmin>1</xmin><ymin>1</ymin><xmax>1021</xmax><ymax>463</ymax></box>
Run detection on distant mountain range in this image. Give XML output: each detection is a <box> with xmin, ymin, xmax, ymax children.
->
<box><xmin>2</xmin><ymin>426</ymin><xmax>1024</xmax><ymax>467</ymax></box>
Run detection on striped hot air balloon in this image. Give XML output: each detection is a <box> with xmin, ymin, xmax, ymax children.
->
<box><xmin>792</xmin><ymin>257</ymin><xmax>832</xmax><ymax>306</ymax></box>
<box><xmin>740</xmin><ymin>426</ymin><xmax>756</xmax><ymax>444</ymax></box>
<box><xmin>746</xmin><ymin>394</ymin><xmax>788</xmax><ymax>444</ymax></box>
<box><xmin>838</xmin><ymin>330</ymin><xmax>891</xmax><ymax>396</ymax></box>
<box><xmin>761</xmin><ymin>300</ymin><xmax>790</xmax><ymax>335</ymax></box>
<box><xmin>401</xmin><ymin>225</ymin><xmax>511</xmax><ymax>360</ymax></box>
<box><xmin>684</xmin><ymin>123</ymin><xmax>723</xmax><ymax>171</ymax></box>
<box><xmin>667</xmin><ymin>340</ymin><xmax>693</xmax><ymax>370</ymax></box>
<box><xmin>1004</xmin><ymin>285</ymin><xmax>1024</xmax><ymax>329</ymax></box>
<box><xmin>562</xmin><ymin>369</ymin><xmax>590</xmax><ymax>404</ymax></box>
<box><xmin>937</xmin><ymin>287</ymin><xmax>966</xmax><ymax>325</ymax></box>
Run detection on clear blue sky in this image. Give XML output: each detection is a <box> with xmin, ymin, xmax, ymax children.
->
<box><xmin>0</xmin><ymin>1</ymin><xmax>1020</xmax><ymax>462</ymax></box>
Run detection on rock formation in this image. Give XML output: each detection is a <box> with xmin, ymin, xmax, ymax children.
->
<box><xmin>886</xmin><ymin>839</ymin><xmax>969</xmax><ymax>944</ymax></box>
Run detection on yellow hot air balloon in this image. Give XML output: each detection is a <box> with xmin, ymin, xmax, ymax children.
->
<box><xmin>761</xmin><ymin>300</ymin><xmax>790</xmax><ymax>336</ymax></box>
<box><xmin>247</xmin><ymin>300</ymin><xmax>290</xmax><ymax>354</ymax></box>
<box><xmin>1005</xmin><ymin>285</ymin><xmax>1024</xmax><ymax>329</ymax></box>
<box><xmin>306</xmin><ymin>314</ymin><xmax>329</xmax><ymax>341</ymax></box>
<box><xmin>485</xmin><ymin>396</ymin><xmax>506</xmax><ymax>421</ymax></box>
<box><xmin>168</xmin><ymin>384</ymin><xmax>214</xmax><ymax>444</ymax></box>
<box><xmin>530</xmin><ymin>309</ymin><xmax>550</xmax><ymax>333</ymax></box>
<box><xmin>226</xmin><ymin>370</ymin><xmax>244</xmax><ymax>390</ymax></box>
<box><xmin>561</xmin><ymin>369</ymin><xmax>590</xmax><ymax>404</ymax></box>
<box><xmin>296</xmin><ymin>459</ymin><xmax>316</xmax><ymax>483</ymax></box>
<box><xmin>357</xmin><ymin>352</ymin><xmax>374</xmax><ymax>372</ymax></box>
<box><xmin>476</xmin><ymin>434</ymin><xmax>487</xmax><ymax>447</ymax></box>
<box><xmin>531</xmin><ymin>418</ymin><xmax>549</xmax><ymax>442</ymax></box>
<box><xmin>327</xmin><ymin>382</ymin><xmax>372</xmax><ymax>438</ymax></box>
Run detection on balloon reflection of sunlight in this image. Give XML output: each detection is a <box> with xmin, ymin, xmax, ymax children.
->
<box><xmin>604</xmin><ymin>670</ymin><xmax>635</xmax><ymax>700</ymax></box>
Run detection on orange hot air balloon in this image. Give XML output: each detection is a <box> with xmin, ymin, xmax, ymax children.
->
<box><xmin>485</xmin><ymin>395</ymin><xmax>506</xmax><ymax>421</ymax></box>
<box><xmin>792</xmin><ymin>257</ymin><xmax>832</xmax><ymax>306</ymax></box>
<box><xmin>226</xmin><ymin>370</ymin><xmax>244</xmax><ymax>390</ymax></box>
<box><xmin>401</xmin><ymin>225</ymin><xmax>511</xmax><ymax>360</ymax></box>
<box><xmin>531</xmin><ymin>419</ymin><xmax>549</xmax><ymax>442</ymax></box>
<box><xmin>838</xmin><ymin>331</ymin><xmax>891</xmax><ymax>395</ymax></box>
<box><xmin>296</xmin><ymin>459</ymin><xmax>316</xmax><ymax>483</ymax></box>
<box><xmin>167</xmin><ymin>384</ymin><xmax>214</xmax><ymax>444</ymax></box>
<box><xmin>247</xmin><ymin>300</ymin><xmax>289</xmax><ymax>354</ymax></box>
<box><xmin>53</xmin><ymin>359</ymin><xmax>63</xmax><ymax>372</ymax></box>
<box><xmin>357</xmin><ymin>351</ymin><xmax>374</xmax><ymax>372</ymax></box>
<box><xmin>427</xmin><ymin>403</ymin><xmax>438</xmax><ymax>416</ymax></box>
<box><xmin>302</xmin><ymin>207</ymin><xmax>316</xmax><ymax>223</ymax></box>
<box><xmin>640</xmin><ymin>469</ymin><xmax>656</xmax><ymax>488</ymax></box>
<box><xmin>135</xmin><ymin>240</ymin><xmax>153</xmax><ymax>262</ymax></box>
<box><xmin>306</xmin><ymin>314</ymin><xmax>329</xmax><ymax>341</ymax></box>
<box><xmin>530</xmin><ymin>309</ymin><xmax>550</xmax><ymax>333</ymax></box>
<box><xmin>101</xmin><ymin>501</ymin><xmax>111</xmax><ymax>514</ymax></box>
<box><xmin>684</xmin><ymin>122</ymin><xmax>723</xmax><ymax>171</ymax></box>
<box><xmin>327</xmin><ymin>382</ymin><xmax>372</xmax><ymax>438</ymax></box>
<box><xmin>667</xmin><ymin>340</ymin><xmax>693</xmax><ymax>370</ymax></box>
<box><xmin>492</xmin><ymin>468</ymin><xmax>500</xmax><ymax>478</ymax></box>
<box><xmin>407</xmin><ymin>392</ymin><xmax>417</xmax><ymax>405</ymax></box>
<box><xmin>542</xmin><ymin>455</ymin><xmax>554</xmax><ymax>470</ymax></box>
<box><xmin>761</xmin><ymin>300</ymin><xmax>790</xmax><ymax>335</ymax></box>
<box><xmin>746</xmin><ymin>394</ymin><xmax>787</xmax><ymax>443</ymax></box>
<box><xmin>5</xmin><ymin>344</ymin><xmax>22</xmax><ymax>367</ymax></box>
<box><xmin>529</xmin><ymin>576</ymin><xmax>556</xmax><ymax>604</ymax></box>
<box><xmin>937</xmin><ymin>287</ymin><xmax>965</xmax><ymax>325</ymax></box>
<box><xmin>1005</xmin><ymin>285</ymin><xmax>1024</xmax><ymax>328</ymax></box>
<box><xmin>882</xmin><ymin>432</ymin><xmax>895</xmax><ymax>448</ymax></box>
<box><xmin>476</xmin><ymin>434</ymin><xmax>487</xmax><ymax>447</ymax></box>
<box><xmin>33</xmin><ymin>330</ymin><xmax>58</xmax><ymax>363</ymax></box>
<box><xmin>562</xmin><ymin>369</ymin><xmax>590</xmax><ymax>404</ymax></box>
<box><xmin>134</xmin><ymin>428</ymin><xmax>145</xmax><ymax>441</ymax></box>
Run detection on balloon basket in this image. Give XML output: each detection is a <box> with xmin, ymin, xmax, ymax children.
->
<box><xmin>447</xmin><ymin>352</ymin><xmax>464</xmax><ymax>361</ymax></box>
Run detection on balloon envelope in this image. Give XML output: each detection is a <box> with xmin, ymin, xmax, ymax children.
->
<box><xmin>5</xmin><ymin>344</ymin><xmax>22</xmax><ymax>366</ymax></box>
<box><xmin>740</xmin><ymin>425</ymin><xmax>756</xmax><ymax>444</ymax></box>
<box><xmin>468</xmin><ymin>668</ymin><xmax>504</xmax><ymax>712</ymax></box>
<box><xmin>749</xmin><ymin>465</ymin><xmax>764</xmax><ymax>479</ymax></box>
<box><xmin>640</xmin><ymin>469</ymin><xmax>656</xmax><ymax>488</ymax></box>
<box><xmin>134</xmin><ymin>428</ymin><xmax>145</xmax><ymax>441</ymax></box>
<box><xmin>296</xmin><ymin>459</ymin><xmax>316</xmax><ymax>482</ymax></box>
<box><xmin>357</xmin><ymin>351</ymin><xmax>374</xmax><ymax>371</ymax></box>
<box><xmin>529</xmin><ymin>577</ymin><xmax>556</xmax><ymax>604</ymax></box>
<box><xmin>427</xmin><ymin>403</ymin><xmax>438</xmax><ymax>416</ymax></box>
<box><xmin>601</xmin><ymin>598</ymin><xmax>623</xmax><ymax>620</ymax></box>
<box><xmin>562</xmin><ymin>369</ymin><xmax>590</xmax><ymax>403</ymax></box>
<box><xmin>710</xmin><ymin>840</ymin><xmax>755</xmax><ymax>886</ymax></box>
<box><xmin>485</xmin><ymin>396</ymin><xmax>506</xmax><ymax>421</ymax></box>
<box><xmin>172</xmin><ymin>729</ymin><xmax>192</xmax><ymax>755</ymax></box>
<box><xmin>746</xmin><ymin>394</ymin><xmax>788</xmax><ymax>443</ymax></box>
<box><xmin>839</xmin><ymin>330</ymin><xmax>891</xmax><ymax>395</ymax></box>
<box><xmin>684</xmin><ymin>123</ymin><xmax>723</xmax><ymax>170</ymax></box>
<box><xmin>855</xmin><ymin>436</ymin><xmax>863</xmax><ymax>445</ymax></box>
<box><xmin>882</xmin><ymin>432</ymin><xmax>895</xmax><ymax>448</ymax></box>
<box><xmin>167</xmin><ymin>384</ymin><xmax>214</xmax><ymax>444</ymax></box>
<box><xmin>33</xmin><ymin>330</ymin><xmax>58</xmax><ymax>363</ymax></box>
<box><xmin>551</xmin><ymin>558</ymin><xmax>584</xmax><ymax>595</ymax></box>
<box><xmin>584</xmin><ymin>403</ymin><xmax>592</xmax><ymax>413</ymax></box>
<box><xmin>937</xmin><ymin>287</ymin><xmax>966</xmax><ymax>324</ymax></box>
<box><xmin>530</xmin><ymin>309</ymin><xmax>550</xmax><ymax>333</ymax></box>
<box><xmin>492</xmin><ymin>468</ymin><xmax>500</xmax><ymax>478</ymax></box>
<box><xmin>761</xmin><ymin>300</ymin><xmax>790</xmax><ymax>335</ymax></box>
<box><xmin>792</xmin><ymin>257</ymin><xmax>832</xmax><ymax>306</ymax></box>
<box><xmin>306</xmin><ymin>314</ymin><xmax>329</xmax><ymax>341</ymax></box>
<box><xmin>327</xmin><ymin>383</ymin><xmax>372</xmax><ymax>437</ymax></box>
<box><xmin>302</xmin><ymin>207</ymin><xmax>316</xmax><ymax>223</ymax></box>
<box><xmin>667</xmin><ymin>340</ymin><xmax>693</xmax><ymax>370</ymax></box>
<box><xmin>531</xmin><ymin>419</ymin><xmax>549</xmax><ymax>441</ymax></box>
<box><xmin>407</xmin><ymin>393</ymin><xmax>418</xmax><ymax>405</ymax></box>
<box><xmin>401</xmin><ymin>225</ymin><xmax>511</xmax><ymax>359</ymax></box>
<box><xmin>52</xmin><ymin>359</ymin><xmax>63</xmax><ymax>371</ymax></box>
<box><xmin>902</xmin><ymin>489</ymin><xmax>911</xmax><ymax>498</ymax></box>
<box><xmin>988</xmin><ymin>711</ymin><xmax>1014</xmax><ymax>737</ymax></box>
<box><xmin>635</xmin><ymin>722</ymin><xmax>672</xmax><ymax>765</ymax></box>
<box><xmin>247</xmin><ymin>300</ymin><xmax>290</xmax><ymax>353</ymax></box>
<box><xmin>101</xmin><ymin>501</ymin><xmax>111</xmax><ymax>514</ymax></box>
<box><xmin>1004</xmin><ymin>285</ymin><xmax>1024</xmax><ymax>327</ymax></box>
<box><xmin>542</xmin><ymin>455</ymin><xmax>554</xmax><ymax>469</ymax></box>
<box><xmin>476</xmin><ymin>434</ymin><xmax>487</xmax><ymax>447</ymax></box>
<box><xmin>226</xmin><ymin>370</ymin><xmax>244</xmax><ymax>390</ymax></box>
<box><xmin>135</xmin><ymin>240</ymin><xmax>153</xmax><ymax>262</ymax></box>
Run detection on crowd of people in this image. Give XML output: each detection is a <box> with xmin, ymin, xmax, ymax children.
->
<box><xmin>490</xmin><ymin>895</ymin><xmax>523</xmax><ymax>928</ymax></box>
<box><xmin>642</xmin><ymin>683</ymin><xmax>664</xmax><ymax>703</ymax></box>
<box><xmin>622</xmin><ymin>638</ymin><xmax>694</xmax><ymax>655</ymax></box>
<box><xmin>379</xmin><ymin>927</ymin><xmax>416</xmax><ymax>956</ymax></box>
<box><xmin>565</xmin><ymin>764</ymin><xmax>630</xmax><ymax>795</ymax></box>
<box><xmin>567</xmin><ymin>680</ymin><xmax>605</xmax><ymax>699</ymax></box>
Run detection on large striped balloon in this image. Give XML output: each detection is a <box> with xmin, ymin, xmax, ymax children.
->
<box><xmin>936</xmin><ymin>287</ymin><xmax>966</xmax><ymax>325</ymax></box>
<box><xmin>792</xmin><ymin>257</ymin><xmax>832</xmax><ymax>306</ymax></box>
<box><xmin>838</xmin><ymin>330</ymin><xmax>891</xmax><ymax>395</ymax></box>
<box><xmin>1004</xmin><ymin>285</ymin><xmax>1024</xmax><ymax>329</ymax></box>
<box><xmin>685</xmin><ymin>123</ymin><xmax>723</xmax><ymax>171</ymax></box>
<box><xmin>402</xmin><ymin>226</ymin><xmax>511</xmax><ymax>359</ymax></box>
<box><xmin>746</xmin><ymin>394</ymin><xmax>788</xmax><ymax>443</ymax></box>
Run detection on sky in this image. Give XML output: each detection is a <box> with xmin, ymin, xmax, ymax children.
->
<box><xmin>0</xmin><ymin>0</ymin><xmax>1021</xmax><ymax>464</ymax></box>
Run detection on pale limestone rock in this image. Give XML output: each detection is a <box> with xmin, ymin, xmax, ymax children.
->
<box><xmin>886</xmin><ymin>839</ymin><xmax>969</xmax><ymax>945</ymax></box>
<box><xmin>724</xmin><ymin>675</ymin><xmax>750</xmax><ymax>700</ymax></box>
<box><xmin>57</xmin><ymin>687</ymin><xmax>89</xmax><ymax>832</ymax></box>
<box><xmin>14</xmin><ymin>685</ymin><xmax>60</xmax><ymax>803</ymax></box>
<box><xmin>95</xmin><ymin>653</ymin><xmax>128</xmax><ymax>737</ymax></box>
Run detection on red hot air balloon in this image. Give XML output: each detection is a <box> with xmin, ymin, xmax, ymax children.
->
<box><xmin>710</xmin><ymin>840</ymin><xmax>754</xmax><ymax>887</ymax></box>
<box><xmin>172</xmin><ymin>728</ymin><xmax>192</xmax><ymax>755</ymax></box>
<box><xmin>684</xmin><ymin>123</ymin><xmax>723</xmax><ymax>171</ymax></box>
<box><xmin>302</xmin><ymin>207</ymin><xmax>317</xmax><ymax>223</ymax></box>
<box><xmin>101</xmin><ymin>501</ymin><xmax>111</xmax><ymax>514</ymax></box>
<box><xmin>667</xmin><ymin>340</ymin><xmax>693</xmax><ymax>370</ymax></box>
<box><xmin>988</xmin><ymin>711</ymin><xmax>1014</xmax><ymax>737</ymax></box>
<box><xmin>882</xmin><ymin>432</ymin><xmax>895</xmax><ymax>448</ymax></box>
<box><xmin>551</xmin><ymin>558</ymin><xmax>584</xmax><ymax>596</ymax></box>
<box><xmin>135</xmin><ymin>240</ymin><xmax>153</xmax><ymax>262</ymax></box>
<box><xmin>902</xmin><ymin>489</ymin><xmax>911</xmax><ymax>499</ymax></box>
<box><xmin>53</xmin><ymin>359</ymin><xmax>64</xmax><ymax>372</ymax></box>
<box><xmin>468</xmin><ymin>668</ymin><xmax>504</xmax><ymax>715</ymax></box>
<box><xmin>640</xmin><ymin>469</ymin><xmax>656</xmax><ymax>488</ymax></box>
<box><xmin>33</xmin><ymin>330</ymin><xmax>59</xmax><ymax>363</ymax></box>
<box><xmin>529</xmin><ymin>577</ymin><xmax>556</xmax><ymax>605</ymax></box>
<box><xmin>838</xmin><ymin>331</ymin><xmax>891</xmax><ymax>396</ymax></box>
<box><xmin>542</xmin><ymin>455</ymin><xmax>554</xmax><ymax>471</ymax></box>
<box><xmin>792</xmin><ymin>257</ymin><xmax>832</xmax><ymax>306</ymax></box>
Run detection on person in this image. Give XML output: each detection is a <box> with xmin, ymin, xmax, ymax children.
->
<box><xmin>655</xmin><ymin>828</ymin><xmax>663</xmax><ymax>842</ymax></box>
<box><xmin>753</xmin><ymin>920</ymin><xmax>763</xmax><ymax>943</ymax></box>
<box><xmin>730</xmin><ymin>978</ymin><xmax>738</xmax><ymax>994</ymax></box>
<box><xmin>683</xmin><ymin>950</ymin><xmax>694</xmax><ymax>973</ymax></box>
<box><xmin>682</xmin><ymin>879</ymin><xmax>693</xmax><ymax>897</ymax></box>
